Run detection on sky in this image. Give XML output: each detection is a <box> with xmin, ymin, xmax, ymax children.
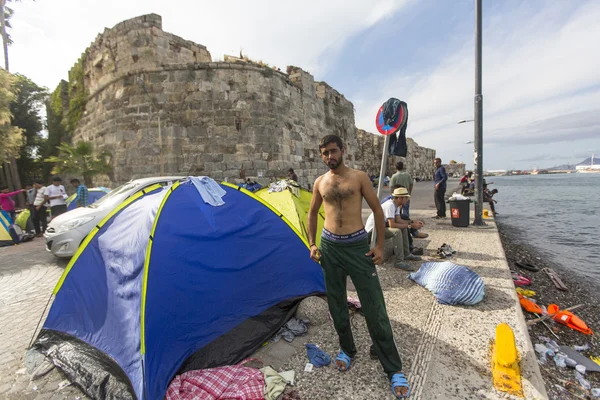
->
<box><xmin>8</xmin><ymin>0</ymin><xmax>600</xmax><ymax>170</ymax></box>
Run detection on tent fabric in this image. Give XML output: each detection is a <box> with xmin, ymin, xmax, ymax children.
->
<box><xmin>254</xmin><ymin>186</ymin><xmax>325</xmax><ymax>247</ymax></box>
<box><xmin>34</xmin><ymin>178</ymin><xmax>325</xmax><ymax>400</ymax></box>
<box><xmin>0</xmin><ymin>211</ymin><xmax>14</xmax><ymax>247</ymax></box>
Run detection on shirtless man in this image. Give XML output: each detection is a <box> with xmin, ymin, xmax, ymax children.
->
<box><xmin>307</xmin><ymin>134</ymin><xmax>410</xmax><ymax>398</ymax></box>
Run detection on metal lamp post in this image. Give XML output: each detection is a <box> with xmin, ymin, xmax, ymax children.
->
<box><xmin>473</xmin><ymin>0</ymin><xmax>485</xmax><ymax>226</ymax></box>
<box><xmin>459</xmin><ymin>1</ymin><xmax>485</xmax><ymax>226</ymax></box>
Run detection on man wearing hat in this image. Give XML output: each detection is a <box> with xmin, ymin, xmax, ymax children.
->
<box><xmin>365</xmin><ymin>187</ymin><xmax>422</xmax><ymax>271</ymax></box>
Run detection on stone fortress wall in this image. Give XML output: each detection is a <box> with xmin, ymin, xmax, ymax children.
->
<box><xmin>58</xmin><ymin>14</ymin><xmax>435</xmax><ymax>188</ymax></box>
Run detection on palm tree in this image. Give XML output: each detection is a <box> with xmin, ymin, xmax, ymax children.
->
<box><xmin>44</xmin><ymin>141</ymin><xmax>113</xmax><ymax>187</ymax></box>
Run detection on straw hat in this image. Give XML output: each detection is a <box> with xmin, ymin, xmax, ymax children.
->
<box><xmin>392</xmin><ymin>187</ymin><xmax>410</xmax><ymax>198</ymax></box>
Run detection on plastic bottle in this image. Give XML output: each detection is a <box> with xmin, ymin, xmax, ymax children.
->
<box><xmin>576</xmin><ymin>364</ymin><xmax>586</xmax><ymax>375</ymax></box>
<box><xmin>534</xmin><ymin>343</ymin><xmax>555</xmax><ymax>357</ymax></box>
<box><xmin>575</xmin><ymin>371</ymin><xmax>591</xmax><ymax>390</ymax></box>
<box><xmin>565</xmin><ymin>357</ymin><xmax>578</xmax><ymax>368</ymax></box>
<box><xmin>574</xmin><ymin>344</ymin><xmax>590</xmax><ymax>352</ymax></box>
<box><xmin>591</xmin><ymin>388</ymin><xmax>600</xmax><ymax>398</ymax></box>
<box><xmin>546</xmin><ymin>340</ymin><xmax>560</xmax><ymax>353</ymax></box>
<box><xmin>553</xmin><ymin>353</ymin><xmax>567</xmax><ymax>368</ymax></box>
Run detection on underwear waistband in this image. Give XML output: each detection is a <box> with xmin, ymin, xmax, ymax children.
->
<box><xmin>321</xmin><ymin>228</ymin><xmax>367</xmax><ymax>243</ymax></box>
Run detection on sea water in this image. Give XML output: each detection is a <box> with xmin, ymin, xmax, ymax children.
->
<box><xmin>492</xmin><ymin>174</ymin><xmax>600</xmax><ymax>284</ymax></box>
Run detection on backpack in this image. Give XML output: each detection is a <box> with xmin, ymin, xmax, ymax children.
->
<box><xmin>9</xmin><ymin>224</ymin><xmax>35</xmax><ymax>244</ymax></box>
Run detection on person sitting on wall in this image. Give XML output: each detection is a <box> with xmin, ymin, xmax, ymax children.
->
<box><xmin>366</xmin><ymin>186</ymin><xmax>423</xmax><ymax>270</ymax></box>
<box><xmin>381</xmin><ymin>185</ymin><xmax>428</xmax><ymax>253</ymax></box>
<box><xmin>483</xmin><ymin>185</ymin><xmax>499</xmax><ymax>215</ymax></box>
<box><xmin>460</xmin><ymin>171</ymin><xmax>473</xmax><ymax>195</ymax></box>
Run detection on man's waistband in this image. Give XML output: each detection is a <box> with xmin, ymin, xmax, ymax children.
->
<box><xmin>321</xmin><ymin>228</ymin><xmax>367</xmax><ymax>243</ymax></box>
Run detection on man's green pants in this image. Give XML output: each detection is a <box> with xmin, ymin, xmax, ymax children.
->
<box><xmin>320</xmin><ymin>236</ymin><xmax>403</xmax><ymax>379</ymax></box>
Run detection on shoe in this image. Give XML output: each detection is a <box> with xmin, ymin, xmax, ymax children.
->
<box><xmin>405</xmin><ymin>254</ymin><xmax>422</xmax><ymax>261</ymax></box>
<box><xmin>394</xmin><ymin>262</ymin><xmax>415</xmax><ymax>271</ymax></box>
<box><xmin>415</xmin><ymin>232</ymin><xmax>429</xmax><ymax>239</ymax></box>
<box><xmin>431</xmin><ymin>215</ymin><xmax>441</xmax><ymax>219</ymax></box>
<box><xmin>411</xmin><ymin>248</ymin><xmax>424</xmax><ymax>256</ymax></box>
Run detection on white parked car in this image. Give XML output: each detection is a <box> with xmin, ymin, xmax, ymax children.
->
<box><xmin>44</xmin><ymin>176</ymin><xmax>185</xmax><ymax>258</ymax></box>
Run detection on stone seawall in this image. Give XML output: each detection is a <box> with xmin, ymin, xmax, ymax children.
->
<box><xmin>68</xmin><ymin>14</ymin><xmax>359</xmax><ymax>188</ymax></box>
<box><xmin>53</xmin><ymin>13</ymin><xmax>435</xmax><ymax>187</ymax></box>
<box><xmin>356</xmin><ymin>129</ymin><xmax>436</xmax><ymax>180</ymax></box>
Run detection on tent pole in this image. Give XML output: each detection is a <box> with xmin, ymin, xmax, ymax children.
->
<box><xmin>28</xmin><ymin>294</ymin><xmax>54</xmax><ymax>349</ymax></box>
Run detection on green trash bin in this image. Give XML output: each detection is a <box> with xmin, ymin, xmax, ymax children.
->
<box><xmin>449</xmin><ymin>199</ymin><xmax>471</xmax><ymax>227</ymax></box>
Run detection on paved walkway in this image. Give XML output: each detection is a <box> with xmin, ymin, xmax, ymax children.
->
<box><xmin>0</xmin><ymin>180</ymin><xmax>548</xmax><ymax>399</ymax></box>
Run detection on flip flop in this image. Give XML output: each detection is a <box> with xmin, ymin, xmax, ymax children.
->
<box><xmin>335</xmin><ymin>350</ymin><xmax>353</xmax><ymax>372</ymax></box>
<box><xmin>515</xmin><ymin>262</ymin><xmax>540</xmax><ymax>272</ymax></box>
<box><xmin>511</xmin><ymin>273</ymin><xmax>532</xmax><ymax>286</ymax></box>
<box><xmin>391</xmin><ymin>372</ymin><xmax>411</xmax><ymax>398</ymax></box>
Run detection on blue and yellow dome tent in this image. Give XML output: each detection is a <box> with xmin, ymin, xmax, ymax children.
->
<box><xmin>66</xmin><ymin>186</ymin><xmax>111</xmax><ymax>211</ymax></box>
<box><xmin>0</xmin><ymin>211</ymin><xmax>15</xmax><ymax>247</ymax></box>
<box><xmin>32</xmin><ymin>178</ymin><xmax>325</xmax><ymax>399</ymax></box>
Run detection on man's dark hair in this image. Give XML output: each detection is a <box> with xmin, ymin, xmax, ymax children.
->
<box><xmin>319</xmin><ymin>134</ymin><xmax>344</xmax><ymax>151</ymax></box>
<box><xmin>396</xmin><ymin>161</ymin><xmax>404</xmax><ymax>171</ymax></box>
<box><xmin>288</xmin><ymin>168</ymin><xmax>294</xmax><ymax>173</ymax></box>
<box><xmin>70</xmin><ymin>178</ymin><xmax>80</xmax><ymax>184</ymax></box>
<box><xmin>34</xmin><ymin>179</ymin><xmax>44</xmax><ymax>185</ymax></box>
<box><xmin>467</xmin><ymin>171</ymin><xmax>473</xmax><ymax>177</ymax></box>
<box><xmin>52</xmin><ymin>176</ymin><xmax>62</xmax><ymax>182</ymax></box>
<box><xmin>435</xmin><ymin>158</ymin><xmax>442</xmax><ymax>163</ymax></box>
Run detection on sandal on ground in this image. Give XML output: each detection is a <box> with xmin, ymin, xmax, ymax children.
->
<box><xmin>391</xmin><ymin>372</ymin><xmax>411</xmax><ymax>398</ymax></box>
<box><xmin>335</xmin><ymin>350</ymin><xmax>353</xmax><ymax>371</ymax></box>
<box><xmin>515</xmin><ymin>261</ymin><xmax>540</xmax><ymax>272</ymax></box>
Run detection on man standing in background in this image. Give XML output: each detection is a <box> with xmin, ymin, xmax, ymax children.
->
<box><xmin>32</xmin><ymin>180</ymin><xmax>48</xmax><ymax>235</ymax></box>
<box><xmin>389</xmin><ymin>161</ymin><xmax>413</xmax><ymax>216</ymax></box>
<box><xmin>70</xmin><ymin>179</ymin><xmax>89</xmax><ymax>208</ymax></box>
<box><xmin>45</xmin><ymin>176</ymin><xmax>68</xmax><ymax>219</ymax></box>
<box><xmin>433</xmin><ymin>158</ymin><xmax>447</xmax><ymax>219</ymax></box>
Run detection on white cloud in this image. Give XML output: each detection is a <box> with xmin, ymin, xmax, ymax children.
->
<box><xmin>352</xmin><ymin>1</ymin><xmax>600</xmax><ymax>169</ymax></box>
<box><xmin>8</xmin><ymin>0</ymin><xmax>410</xmax><ymax>90</ymax></box>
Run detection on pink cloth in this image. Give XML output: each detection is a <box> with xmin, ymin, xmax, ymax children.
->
<box><xmin>0</xmin><ymin>190</ymin><xmax>22</xmax><ymax>211</ymax></box>
<box><xmin>166</xmin><ymin>365</ymin><xmax>265</xmax><ymax>400</ymax></box>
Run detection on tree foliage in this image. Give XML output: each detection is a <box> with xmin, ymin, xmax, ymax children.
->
<box><xmin>44</xmin><ymin>141</ymin><xmax>113</xmax><ymax>187</ymax></box>
<box><xmin>10</xmin><ymin>73</ymin><xmax>47</xmax><ymax>183</ymax></box>
<box><xmin>0</xmin><ymin>68</ymin><xmax>23</xmax><ymax>163</ymax></box>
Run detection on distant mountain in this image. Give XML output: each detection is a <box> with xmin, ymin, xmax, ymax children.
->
<box><xmin>546</xmin><ymin>157</ymin><xmax>595</xmax><ymax>170</ymax></box>
<box><xmin>576</xmin><ymin>156</ymin><xmax>596</xmax><ymax>166</ymax></box>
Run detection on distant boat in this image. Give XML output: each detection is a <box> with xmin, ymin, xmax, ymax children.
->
<box><xmin>576</xmin><ymin>154</ymin><xmax>600</xmax><ymax>173</ymax></box>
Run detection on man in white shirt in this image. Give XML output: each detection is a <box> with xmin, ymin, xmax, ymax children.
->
<box><xmin>33</xmin><ymin>179</ymin><xmax>48</xmax><ymax>235</ymax></box>
<box><xmin>365</xmin><ymin>187</ymin><xmax>421</xmax><ymax>271</ymax></box>
<box><xmin>45</xmin><ymin>176</ymin><xmax>68</xmax><ymax>219</ymax></box>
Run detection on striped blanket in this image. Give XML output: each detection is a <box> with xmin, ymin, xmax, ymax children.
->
<box><xmin>408</xmin><ymin>261</ymin><xmax>485</xmax><ymax>305</ymax></box>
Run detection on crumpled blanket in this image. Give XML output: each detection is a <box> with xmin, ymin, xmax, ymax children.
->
<box><xmin>267</xmin><ymin>180</ymin><xmax>300</xmax><ymax>198</ymax></box>
<box><xmin>408</xmin><ymin>261</ymin><xmax>485</xmax><ymax>305</ymax></box>
<box><xmin>271</xmin><ymin>317</ymin><xmax>308</xmax><ymax>343</ymax></box>
<box><xmin>166</xmin><ymin>365</ymin><xmax>264</xmax><ymax>400</ymax></box>
<box><xmin>260</xmin><ymin>366</ymin><xmax>295</xmax><ymax>400</ymax></box>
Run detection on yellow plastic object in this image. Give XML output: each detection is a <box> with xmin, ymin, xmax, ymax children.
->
<box><xmin>491</xmin><ymin>323</ymin><xmax>523</xmax><ymax>397</ymax></box>
<box><xmin>516</xmin><ymin>288</ymin><xmax>536</xmax><ymax>297</ymax></box>
<box><xmin>591</xmin><ymin>356</ymin><xmax>600</xmax><ymax>366</ymax></box>
<box><xmin>483</xmin><ymin>209</ymin><xmax>490</xmax><ymax>218</ymax></box>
